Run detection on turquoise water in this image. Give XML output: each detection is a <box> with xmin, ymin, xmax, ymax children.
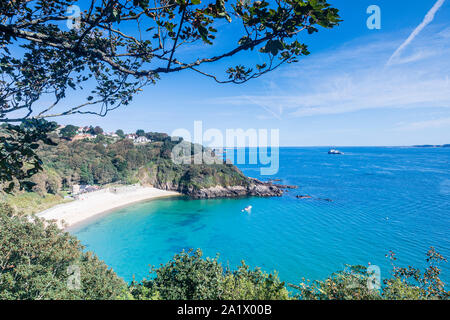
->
<box><xmin>73</xmin><ymin>147</ymin><xmax>450</xmax><ymax>286</ymax></box>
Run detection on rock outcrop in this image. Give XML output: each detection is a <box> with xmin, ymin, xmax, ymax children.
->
<box><xmin>185</xmin><ymin>181</ymin><xmax>284</xmax><ymax>199</ymax></box>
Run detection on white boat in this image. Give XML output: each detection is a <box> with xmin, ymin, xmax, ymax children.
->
<box><xmin>242</xmin><ymin>205</ymin><xmax>252</xmax><ymax>213</ymax></box>
<box><xmin>328</xmin><ymin>148</ymin><xmax>344</xmax><ymax>155</ymax></box>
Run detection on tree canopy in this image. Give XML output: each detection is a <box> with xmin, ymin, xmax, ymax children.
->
<box><xmin>0</xmin><ymin>0</ymin><xmax>340</xmax><ymax>121</ymax></box>
<box><xmin>59</xmin><ymin>124</ymin><xmax>79</xmax><ymax>139</ymax></box>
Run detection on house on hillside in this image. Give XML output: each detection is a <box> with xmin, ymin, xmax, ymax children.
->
<box><xmin>134</xmin><ymin>136</ymin><xmax>150</xmax><ymax>144</ymax></box>
<box><xmin>105</xmin><ymin>132</ymin><xmax>118</xmax><ymax>138</ymax></box>
<box><xmin>77</xmin><ymin>126</ymin><xmax>91</xmax><ymax>134</ymax></box>
<box><xmin>126</xmin><ymin>133</ymin><xmax>138</xmax><ymax>140</ymax></box>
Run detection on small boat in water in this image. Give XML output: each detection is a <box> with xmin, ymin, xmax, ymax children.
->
<box><xmin>328</xmin><ymin>148</ymin><xmax>344</xmax><ymax>155</ymax></box>
<box><xmin>242</xmin><ymin>205</ymin><xmax>252</xmax><ymax>213</ymax></box>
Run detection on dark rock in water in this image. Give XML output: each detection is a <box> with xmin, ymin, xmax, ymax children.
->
<box><xmin>296</xmin><ymin>195</ymin><xmax>312</xmax><ymax>199</ymax></box>
<box><xmin>186</xmin><ymin>182</ymin><xmax>283</xmax><ymax>199</ymax></box>
<box><xmin>275</xmin><ymin>184</ymin><xmax>298</xmax><ymax>189</ymax></box>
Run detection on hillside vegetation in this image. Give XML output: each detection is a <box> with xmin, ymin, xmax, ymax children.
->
<box><xmin>2</xmin><ymin>130</ymin><xmax>252</xmax><ymax>209</ymax></box>
<box><xmin>36</xmin><ymin>133</ymin><xmax>247</xmax><ymax>191</ymax></box>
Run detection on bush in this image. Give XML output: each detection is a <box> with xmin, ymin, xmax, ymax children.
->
<box><xmin>290</xmin><ymin>265</ymin><xmax>382</xmax><ymax>300</ymax></box>
<box><xmin>221</xmin><ymin>263</ymin><xmax>290</xmax><ymax>300</ymax></box>
<box><xmin>129</xmin><ymin>249</ymin><xmax>290</xmax><ymax>300</ymax></box>
<box><xmin>0</xmin><ymin>207</ymin><xmax>127</xmax><ymax>300</ymax></box>
<box><xmin>290</xmin><ymin>249</ymin><xmax>449</xmax><ymax>300</ymax></box>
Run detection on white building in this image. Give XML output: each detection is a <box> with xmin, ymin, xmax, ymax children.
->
<box><xmin>134</xmin><ymin>136</ymin><xmax>150</xmax><ymax>144</ymax></box>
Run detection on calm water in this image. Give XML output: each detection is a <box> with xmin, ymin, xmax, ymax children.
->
<box><xmin>73</xmin><ymin>147</ymin><xmax>450</xmax><ymax>285</ymax></box>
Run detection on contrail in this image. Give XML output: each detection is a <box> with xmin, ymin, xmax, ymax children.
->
<box><xmin>386</xmin><ymin>0</ymin><xmax>446</xmax><ymax>66</ymax></box>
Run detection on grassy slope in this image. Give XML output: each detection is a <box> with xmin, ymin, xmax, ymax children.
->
<box><xmin>1</xmin><ymin>192</ymin><xmax>70</xmax><ymax>215</ymax></box>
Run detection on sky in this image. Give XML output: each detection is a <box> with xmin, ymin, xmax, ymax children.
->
<box><xmin>56</xmin><ymin>0</ymin><xmax>450</xmax><ymax>146</ymax></box>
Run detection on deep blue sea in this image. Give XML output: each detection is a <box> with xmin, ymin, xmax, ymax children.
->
<box><xmin>73</xmin><ymin>147</ymin><xmax>450</xmax><ymax>286</ymax></box>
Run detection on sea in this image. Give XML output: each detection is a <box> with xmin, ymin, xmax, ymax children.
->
<box><xmin>72</xmin><ymin>147</ymin><xmax>450</xmax><ymax>286</ymax></box>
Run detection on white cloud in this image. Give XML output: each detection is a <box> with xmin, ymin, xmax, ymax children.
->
<box><xmin>393</xmin><ymin>117</ymin><xmax>450</xmax><ymax>131</ymax></box>
<box><xmin>387</xmin><ymin>0</ymin><xmax>446</xmax><ymax>66</ymax></box>
<box><xmin>210</xmin><ymin>25</ymin><xmax>450</xmax><ymax>119</ymax></box>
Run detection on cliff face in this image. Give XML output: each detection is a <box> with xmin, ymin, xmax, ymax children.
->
<box><xmin>184</xmin><ymin>183</ymin><xmax>284</xmax><ymax>199</ymax></box>
<box><xmin>137</xmin><ymin>161</ymin><xmax>284</xmax><ymax>199</ymax></box>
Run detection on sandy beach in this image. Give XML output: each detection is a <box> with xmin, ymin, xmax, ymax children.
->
<box><xmin>37</xmin><ymin>186</ymin><xmax>181</xmax><ymax>229</ymax></box>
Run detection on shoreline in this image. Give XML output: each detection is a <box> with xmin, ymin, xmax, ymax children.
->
<box><xmin>36</xmin><ymin>186</ymin><xmax>181</xmax><ymax>230</ymax></box>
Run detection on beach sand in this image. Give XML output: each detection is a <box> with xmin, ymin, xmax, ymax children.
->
<box><xmin>36</xmin><ymin>186</ymin><xmax>181</xmax><ymax>229</ymax></box>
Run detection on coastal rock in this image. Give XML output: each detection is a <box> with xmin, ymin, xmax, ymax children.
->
<box><xmin>296</xmin><ymin>195</ymin><xmax>312</xmax><ymax>199</ymax></box>
<box><xmin>318</xmin><ymin>198</ymin><xmax>333</xmax><ymax>202</ymax></box>
<box><xmin>186</xmin><ymin>183</ymin><xmax>283</xmax><ymax>199</ymax></box>
<box><xmin>274</xmin><ymin>184</ymin><xmax>298</xmax><ymax>189</ymax></box>
<box><xmin>145</xmin><ymin>177</ymin><xmax>284</xmax><ymax>199</ymax></box>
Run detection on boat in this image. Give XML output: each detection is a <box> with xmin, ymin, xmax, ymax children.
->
<box><xmin>242</xmin><ymin>205</ymin><xmax>252</xmax><ymax>213</ymax></box>
<box><xmin>328</xmin><ymin>148</ymin><xmax>344</xmax><ymax>155</ymax></box>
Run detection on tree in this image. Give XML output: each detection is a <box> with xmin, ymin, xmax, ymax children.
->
<box><xmin>0</xmin><ymin>119</ymin><xmax>57</xmax><ymax>192</ymax></box>
<box><xmin>290</xmin><ymin>265</ymin><xmax>382</xmax><ymax>300</ymax></box>
<box><xmin>115</xmin><ymin>129</ymin><xmax>125</xmax><ymax>138</ymax></box>
<box><xmin>382</xmin><ymin>248</ymin><xmax>449</xmax><ymax>300</ymax></box>
<box><xmin>136</xmin><ymin>129</ymin><xmax>146</xmax><ymax>137</ymax></box>
<box><xmin>79</xmin><ymin>163</ymin><xmax>93</xmax><ymax>185</ymax></box>
<box><xmin>93</xmin><ymin>126</ymin><xmax>104</xmax><ymax>135</ymax></box>
<box><xmin>0</xmin><ymin>0</ymin><xmax>340</xmax><ymax>187</ymax></box>
<box><xmin>290</xmin><ymin>249</ymin><xmax>449</xmax><ymax>300</ymax></box>
<box><xmin>60</xmin><ymin>125</ymin><xmax>79</xmax><ymax>139</ymax></box>
<box><xmin>0</xmin><ymin>205</ymin><xmax>127</xmax><ymax>299</ymax></box>
<box><xmin>0</xmin><ymin>0</ymin><xmax>340</xmax><ymax>121</ymax></box>
<box><xmin>129</xmin><ymin>249</ymin><xmax>290</xmax><ymax>300</ymax></box>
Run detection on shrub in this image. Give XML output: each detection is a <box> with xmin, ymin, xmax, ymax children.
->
<box><xmin>129</xmin><ymin>249</ymin><xmax>290</xmax><ymax>300</ymax></box>
<box><xmin>0</xmin><ymin>207</ymin><xmax>127</xmax><ymax>300</ymax></box>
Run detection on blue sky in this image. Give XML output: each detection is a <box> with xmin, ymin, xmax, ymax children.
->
<box><xmin>58</xmin><ymin>0</ymin><xmax>450</xmax><ymax>146</ymax></box>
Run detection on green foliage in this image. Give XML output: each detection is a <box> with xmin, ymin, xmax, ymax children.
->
<box><xmin>291</xmin><ymin>265</ymin><xmax>382</xmax><ymax>300</ymax></box>
<box><xmin>136</xmin><ymin>129</ymin><xmax>145</xmax><ymax>137</ymax></box>
<box><xmin>221</xmin><ymin>263</ymin><xmax>290</xmax><ymax>300</ymax></box>
<box><xmin>59</xmin><ymin>125</ymin><xmax>79</xmax><ymax>139</ymax></box>
<box><xmin>0</xmin><ymin>207</ymin><xmax>127</xmax><ymax>300</ymax></box>
<box><xmin>146</xmin><ymin>132</ymin><xmax>169</xmax><ymax>142</ymax></box>
<box><xmin>133</xmin><ymin>249</ymin><xmax>224</xmax><ymax>300</ymax></box>
<box><xmin>1</xmin><ymin>0</ymin><xmax>340</xmax><ymax>125</ymax></box>
<box><xmin>1</xmin><ymin>191</ymin><xmax>66</xmax><ymax>216</ymax></box>
<box><xmin>382</xmin><ymin>248</ymin><xmax>449</xmax><ymax>300</ymax></box>
<box><xmin>115</xmin><ymin>129</ymin><xmax>125</xmax><ymax>138</ymax></box>
<box><xmin>28</xmin><ymin>135</ymin><xmax>250</xmax><ymax>195</ymax></box>
<box><xmin>291</xmin><ymin>249</ymin><xmax>449</xmax><ymax>300</ymax></box>
<box><xmin>129</xmin><ymin>249</ymin><xmax>290</xmax><ymax>300</ymax></box>
<box><xmin>93</xmin><ymin>126</ymin><xmax>104</xmax><ymax>135</ymax></box>
<box><xmin>0</xmin><ymin>119</ymin><xmax>57</xmax><ymax>193</ymax></box>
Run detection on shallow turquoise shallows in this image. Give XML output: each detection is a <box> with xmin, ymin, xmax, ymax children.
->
<box><xmin>73</xmin><ymin>147</ymin><xmax>450</xmax><ymax>285</ymax></box>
